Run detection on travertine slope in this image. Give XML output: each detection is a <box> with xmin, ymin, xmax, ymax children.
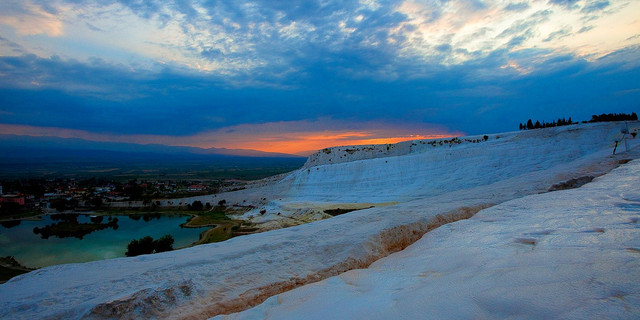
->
<box><xmin>1</xmin><ymin>122</ymin><xmax>638</xmax><ymax>319</ymax></box>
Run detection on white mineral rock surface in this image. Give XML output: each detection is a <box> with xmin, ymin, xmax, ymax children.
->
<box><xmin>1</xmin><ymin>122</ymin><xmax>638</xmax><ymax>319</ymax></box>
<box><xmin>217</xmin><ymin>157</ymin><xmax>640</xmax><ymax>320</ymax></box>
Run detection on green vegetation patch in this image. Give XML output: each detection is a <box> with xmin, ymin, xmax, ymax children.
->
<box><xmin>183</xmin><ymin>211</ymin><xmax>230</xmax><ymax>227</ymax></box>
<box><xmin>190</xmin><ymin>219</ymin><xmax>258</xmax><ymax>245</ymax></box>
<box><xmin>196</xmin><ymin>223</ymin><xmax>236</xmax><ymax>244</ymax></box>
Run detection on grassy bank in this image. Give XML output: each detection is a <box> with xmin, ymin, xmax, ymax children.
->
<box><xmin>182</xmin><ymin>210</ymin><xmax>251</xmax><ymax>245</ymax></box>
<box><xmin>0</xmin><ymin>266</ymin><xmax>31</xmax><ymax>284</ymax></box>
<box><xmin>0</xmin><ymin>257</ymin><xmax>34</xmax><ymax>284</ymax></box>
<box><xmin>182</xmin><ymin>210</ymin><xmax>230</xmax><ymax>227</ymax></box>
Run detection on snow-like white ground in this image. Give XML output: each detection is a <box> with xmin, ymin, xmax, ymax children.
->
<box><xmin>218</xmin><ymin>159</ymin><xmax>640</xmax><ymax>320</ymax></box>
<box><xmin>1</xmin><ymin>122</ymin><xmax>639</xmax><ymax>319</ymax></box>
<box><xmin>121</xmin><ymin>122</ymin><xmax>639</xmax><ymax>229</ymax></box>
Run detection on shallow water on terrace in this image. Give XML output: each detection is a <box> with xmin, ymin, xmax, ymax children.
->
<box><xmin>0</xmin><ymin>214</ymin><xmax>208</xmax><ymax>268</ymax></box>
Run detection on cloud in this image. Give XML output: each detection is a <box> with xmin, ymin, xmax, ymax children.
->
<box><xmin>504</xmin><ymin>2</ymin><xmax>530</xmax><ymax>11</ymax></box>
<box><xmin>581</xmin><ymin>0</ymin><xmax>610</xmax><ymax>12</ymax></box>
<box><xmin>578</xmin><ymin>25</ymin><xmax>594</xmax><ymax>33</ymax></box>
<box><xmin>0</xmin><ymin>0</ymin><xmax>639</xmax><ymax>148</ymax></box>
<box><xmin>0</xmin><ymin>36</ymin><xmax>26</xmax><ymax>55</ymax></box>
<box><xmin>175</xmin><ymin>119</ymin><xmax>463</xmax><ymax>155</ymax></box>
<box><xmin>84</xmin><ymin>22</ymin><xmax>104</xmax><ymax>32</ymax></box>
<box><xmin>0</xmin><ymin>54</ymin><xmax>155</xmax><ymax>98</ymax></box>
<box><xmin>0</xmin><ymin>0</ymin><xmax>64</xmax><ymax>36</ymax></box>
<box><xmin>548</xmin><ymin>0</ymin><xmax>581</xmax><ymax>9</ymax></box>
<box><xmin>1</xmin><ymin>44</ymin><xmax>639</xmax><ymax>141</ymax></box>
<box><xmin>0</xmin><ymin>119</ymin><xmax>463</xmax><ymax>155</ymax></box>
<box><xmin>544</xmin><ymin>26</ymin><xmax>573</xmax><ymax>42</ymax></box>
<box><xmin>1</xmin><ymin>0</ymin><xmax>638</xmax><ymax>82</ymax></box>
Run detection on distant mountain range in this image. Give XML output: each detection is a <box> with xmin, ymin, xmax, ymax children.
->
<box><xmin>0</xmin><ymin>135</ymin><xmax>306</xmax><ymax>179</ymax></box>
<box><xmin>0</xmin><ymin>135</ymin><xmax>303</xmax><ymax>162</ymax></box>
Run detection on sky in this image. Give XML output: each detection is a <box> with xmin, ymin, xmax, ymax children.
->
<box><xmin>0</xmin><ymin>0</ymin><xmax>638</xmax><ymax>155</ymax></box>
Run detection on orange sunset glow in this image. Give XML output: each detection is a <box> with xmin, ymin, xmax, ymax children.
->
<box><xmin>211</xmin><ymin>132</ymin><xmax>457</xmax><ymax>155</ymax></box>
<box><xmin>0</xmin><ymin>123</ymin><xmax>462</xmax><ymax>156</ymax></box>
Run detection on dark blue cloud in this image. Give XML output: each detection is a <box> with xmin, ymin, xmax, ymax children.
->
<box><xmin>115</xmin><ymin>0</ymin><xmax>164</xmax><ymax>19</ymax></box>
<box><xmin>1</xmin><ymin>0</ymin><xmax>638</xmax><ymax>139</ymax></box>
<box><xmin>40</xmin><ymin>0</ymin><xmax>409</xmax><ymax>81</ymax></box>
<box><xmin>0</xmin><ymin>36</ymin><xmax>25</xmax><ymax>55</ymax></box>
<box><xmin>200</xmin><ymin>48</ymin><xmax>224</xmax><ymax>61</ymax></box>
<box><xmin>1</xmin><ymin>45</ymin><xmax>639</xmax><ymax>136</ymax></box>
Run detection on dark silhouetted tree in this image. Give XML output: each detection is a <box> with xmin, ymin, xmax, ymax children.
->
<box><xmin>153</xmin><ymin>235</ymin><xmax>174</xmax><ymax>253</ymax></box>
<box><xmin>190</xmin><ymin>200</ymin><xmax>204</xmax><ymax>211</ymax></box>
<box><xmin>125</xmin><ymin>235</ymin><xmax>174</xmax><ymax>257</ymax></box>
<box><xmin>590</xmin><ymin>112</ymin><xmax>638</xmax><ymax>122</ymax></box>
<box><xmin>126</xmin><ymin>236</ymin><xmax>155</xmax><ymax>257</ymax></box>
<box><xmin>526</xmin><ymin>119</ymin><xmax>534</xmax><ymax>130</ymax></box>
<box><xmin>0</xmin><ymin>202</ymin><xmax>21</xmax><ymax>216</ymax></box>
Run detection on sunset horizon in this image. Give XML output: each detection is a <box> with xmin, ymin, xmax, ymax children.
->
<box><xmin>2</xmin><ymin>1</ymin><xmax>640</xmax><ymax>317</ymax></box>
<box><xmin>0</xmin><ymin>121</ymin><xmax>463</xmax><ymax>156</ymax></box>
<box><xmin>1</xmin><ymin>0</ymin><xmax>638</xmax><ymax>151</ymax></box>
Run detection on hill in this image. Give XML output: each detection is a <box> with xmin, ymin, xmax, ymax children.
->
<box><xmin>0</xmin><ymin>134</ymin><xmax>299</xmax><ymax>158</ymax></box>
<box><xmin>1</xmin><ymin>121</ymin><xmax>639</xmax><ymax>319</ymax></box>
<box><xmin>0</xmin><ymin>135</ymin><xmax>304</xmax><ymax>179</ymax></box>
<box><xmin>221</xmin><ymin>155</ymin><xmax>640</xmax><ymax>319</ymax></box>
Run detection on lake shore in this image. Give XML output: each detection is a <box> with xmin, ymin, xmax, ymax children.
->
<box><xmin>0</xmin><ymin>206</ymin><xmax>257</xmax><ymax>282</ymax></box>
<box><xmin>0</xmin><ymin>256</ymin><xmax>34</xmax><ymax>284</ymax></box>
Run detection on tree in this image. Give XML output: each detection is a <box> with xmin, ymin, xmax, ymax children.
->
<box><xmin>534</xmin><ymin>120</ymin><xmax>541</xmax><ymax>129</ymax></box>
<box><xmin>90</xmin><ymin>197</ymin><xmax>103</xmax><ymax>208</ymax></box>
<box><xmin>0</xmin><ymin>202</ymin><xmax>21</xmax><ymax>216</ymax></box>
<box><xmin>123</xmin><ymin>181</ymin><xmax>143</xmax><ymax>200</ymax></box>
<box><xmin>126</xmin><ymin>236</ymin><xmax>155</xmax><ymax>257</ymax></box>
<box><xmin>590</xmin><ymin>112</ymin><xmax>637</xmax><ymax>122</ymax></box>
<box><xmin>50</xmin><ymin>199</ymin><xmax>65</xmax><ymax>212</ymax></box>
<box><xmin>125</xmin><ymin>235</ymin><xmax>174</xmax><ymax>257</ymax></box>
<box><xmin>526</xmin><ymin>119</ymin><xmax>534</xmax><ymax>130</ymax></box>
<box><xmin>190</xmin><ymin>200</ymin><xmax>204</xmax><ymax>211</ymax></box>
<box><xmin>153</xmin><ymin>235</ymin><xmax>174</xmax><ymax>253</ymax></box>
